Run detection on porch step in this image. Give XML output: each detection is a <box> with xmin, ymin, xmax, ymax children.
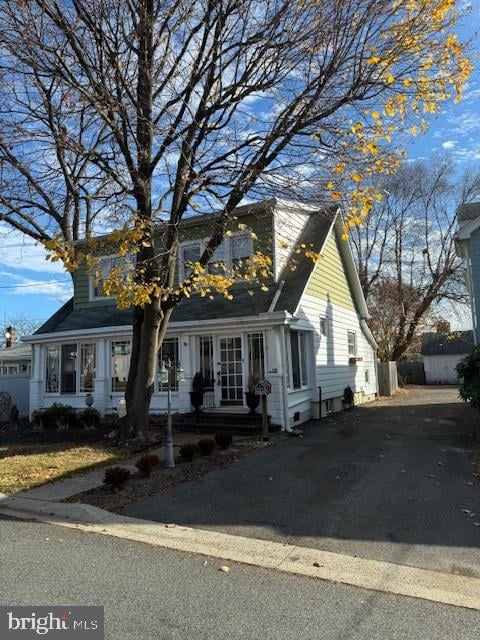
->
<box><xmin>173</xmin><ymin>411</ymin><xmax>281</xmax><ymax>435</ymax></box>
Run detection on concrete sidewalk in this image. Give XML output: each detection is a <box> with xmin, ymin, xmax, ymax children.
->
<box><xmin>1</xmin><ymin>491</ymin><xmax>480</xmax><ymax>612</ymax></box>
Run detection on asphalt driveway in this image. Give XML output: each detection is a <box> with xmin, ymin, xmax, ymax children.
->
<box><xmin>122</xmin><ymin>387</ymin><xmax>480</xmax><ymax>576</ymax></box>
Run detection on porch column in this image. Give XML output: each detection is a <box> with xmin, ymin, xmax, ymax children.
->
<box><xmin>265</xmin><ymin>328</ymin><xmax>288</xmax><ymax>428</ymax></box>
<box><xmin>93</xmin><ymin>338</ymin><xmax>109</xmax><ymax>415</ymax></box>
<box><xmin>177</xmin><ymin>334</ymin><xmax>191</xmax><ymax>414</ymax></box>
<box><xmin>29</xmin><ymin>343</ymin><xmax>44</xmax><ymax>418</ymax></box>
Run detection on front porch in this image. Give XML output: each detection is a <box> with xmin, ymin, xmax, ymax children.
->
<box><xmin>28</xmin><ymin>317</ymin><xmax>309</xmax><ymax>429</ymax></box>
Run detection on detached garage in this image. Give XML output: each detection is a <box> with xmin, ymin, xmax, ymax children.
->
<box><xmin>421</xmin><ymin>330</ymin><xmax>474</xmax><ymax>385</ymax></box>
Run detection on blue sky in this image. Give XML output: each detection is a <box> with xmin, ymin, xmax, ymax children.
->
<box><xmin>0</xmin><ymin>4</ymin><xmax>478</xmax><ymax>332</ymax></box>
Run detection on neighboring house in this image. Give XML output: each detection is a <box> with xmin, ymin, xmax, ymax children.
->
<box><xmin>455</xmin><ymin>201</ymin><xmax>480</xmax><ymax>342</ymax></box>
<box><xmin>421</xmin><ymin>330</ymin><xmax>473</xmax><ymax>385</ymax></box>
<box><xmin>0</xmin><ymin>334</ymin><xmax>32</xmax><ymax>418</ymax></box>
<box><xmin>0</xmin><ymin>342</ymin><xmax>32</xmax><ymax>375</ymax></box>
<box><xmin>24</xmin><ymin>198</ymin><xmax>378</xmax><ymax>428</ymax></box>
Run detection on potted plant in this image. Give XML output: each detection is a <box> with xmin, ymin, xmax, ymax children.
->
<box><xmin>190</xmin><ymin>372</ymin><xmax>206</xmax><ymax>421</ymax></box>
<box><xmin>245</xmin><ymin>373</ymin><xmax>261</xmax><ymax>415</ymax></box>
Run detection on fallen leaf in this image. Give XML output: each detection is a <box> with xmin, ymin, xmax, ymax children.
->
<box><xmin>474</xmin><ymin>523</ymin><xmax>480</xmax><ymax>527</ymax></box>
<box><xmin>462</xmin><ymin>509</ymin><xmax>472</xmax><ymax>514</ymax></box>
<box><xmin>165</xmin><ymin>523</ymin><xmax>176</xmax><ymax>528</ymax></box>
<box><xmin>219</xmin><ymin>565</ymin><xmax>230</xmax><ymax>572</ymax></box>
<box><xmin>467</xmin><ymin>482</ymin><xmax>474</xmax><ymax>487</ymax></box>
<box><xmin>437</xmin><ymin>462</ymin><xmax>444</xmax><ymax>467</ymax></box>
<box><xmin>313</xmin><ymin>562</ymin><xmax>324</xmax><ymax>567</ymax></box>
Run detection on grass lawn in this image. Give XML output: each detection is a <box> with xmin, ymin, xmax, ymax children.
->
<box><xmin>0</xmin><ymin>442</ymin><xmax>126</xmax><ymax>495</ymax></box>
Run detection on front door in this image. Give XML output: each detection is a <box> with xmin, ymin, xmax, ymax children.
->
<box><xmin>219</xmin><ymin>336</ymin><xmax>243</xmax><ymax>405</ymax></box>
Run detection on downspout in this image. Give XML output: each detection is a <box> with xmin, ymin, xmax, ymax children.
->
<box><xmin>280</xmin><ymin>325</ymin><xmax>294</xmax><ymax>432</ymax></box>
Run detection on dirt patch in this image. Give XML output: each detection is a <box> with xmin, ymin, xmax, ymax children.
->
<box><xmin>65</xmin><ymin>439</ymin><xmax>270</xmax><ymax>512</ymax></box>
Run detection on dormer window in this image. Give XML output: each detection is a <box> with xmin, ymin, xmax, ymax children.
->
<box><xmin>208</xmin><ymin>240</ymin><xmax>228</xmax><ymax>274</ymax></box>
<box><xmin>231</xmin><ymin>234</ymin><xmax>252</xmax><ymax>269</ymax></box>
<box><xmin>89</xmin><ymin>253</ymin><xmax>135</xmax><ymax>300</ymax></box>
<box><xmin>181</xmin><ymin>242</ymin><xmax>202</xmax><ymax>279</ymax></box>
<box><xmin>179</xmin><ymin>233</ymin><xmax>253</xmax><ymax>280</ymax></box>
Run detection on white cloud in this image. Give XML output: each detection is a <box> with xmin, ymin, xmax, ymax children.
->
<box><xmin>0</xmin><ymin>226</ymin><xmax>66</xmax><ymax>274</ymax></box>
<box><xmin>0</xmin><ymin>271</ymin><xmax>72</xmax><ymax>303</ymax></box>
<box><xmin>441</xmin><ymin>140</ymin><xmax>457</xmax><ymax>150</ymax></box>
<box><xmin>447</xmin><ymin>111</ymin><xmax>479</xmax><ymax>136</ymax></box>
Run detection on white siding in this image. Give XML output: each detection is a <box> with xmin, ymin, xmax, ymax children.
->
<box><xmin>424</xmin><ymin>354</ymin><xmax>465</xmax><ymax>384</ymax></box>
<box><xmin>295</xmin><ymin>293</ymin><xmax>377</xmax><ymax>404</ymax></box>
<box><xmin>273</xmin><ymin>205</ymin><xmax>310</xmax><ymax>280</ymax></box>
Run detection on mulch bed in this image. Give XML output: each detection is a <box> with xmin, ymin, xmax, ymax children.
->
<box><xmin>65</xmin><ymin>441</ymin><xmax>263</xmax><ymax>512</ymax></box>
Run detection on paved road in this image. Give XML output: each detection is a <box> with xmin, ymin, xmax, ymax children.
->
<box><xmin>1</xmin><ymin>516</ymin><xmax>479</xmax><ymax>640</ymax></box>
<box><xmin>123</xmin><ymin>387</ymin><xmax>480</xmax><ymax>576</ymax></box>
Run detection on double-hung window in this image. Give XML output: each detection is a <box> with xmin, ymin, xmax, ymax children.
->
<box><xmin>90</xmin><ymin>254</ymin><xmax>136</xmax><ymax>300</ymax></box>
<box><xmin>45</xmin><ymin>343</ymin><xmax>96</xmax><ymax>394</ymax></box>
<box><xmin>289</xmin><ymin>330</ymin><xmax>309</xmax><ymax>390</ymax></box>
<box><xmin>208</xmin><ymin>240</ymin><xmax>228</xmax><ymax>275</ymax></box>
<box><xmin>181</xmin><ymin>243</ymin><xmax>202</xmax><ymax>279</ymax></box>
<box><xmin>179</xmin><ymin>233</ymin><xmax>253</xmax><ymax>280</ymax></box>
<box><xmin>347</xmin><ymin>331</ymin><xmax>357</xmax><ymax>357</ymax></box>
<box><xmin>231</xmin><ymin>234</ymin><xmax>252</xmax><ymax>270</ymax></box>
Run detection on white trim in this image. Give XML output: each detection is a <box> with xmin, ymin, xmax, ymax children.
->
<box><xmin>455</xmin><ymin>216</ymin><xmax>480</xmax><ymax>241</ymax></box>
<box><xmin>24</xmin><ymin>311</ymin><xmax>293</xmax><ymax>343</ymax></box>
<box><xmin>267</xmin><ymin>279</ymin><xmax>285</xmax><ymax>313</ymax></box>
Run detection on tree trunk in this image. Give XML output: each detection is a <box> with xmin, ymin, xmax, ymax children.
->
<box><xmin>123</xmin><ymin>296</ymin><xmax>173</xmax><ymax>441</ymax></box>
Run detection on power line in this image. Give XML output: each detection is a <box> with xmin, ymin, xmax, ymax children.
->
<box><xmin>0</xmin><ymin>279</ymin><xmax>71</xmax><ymax>289</ymax></box>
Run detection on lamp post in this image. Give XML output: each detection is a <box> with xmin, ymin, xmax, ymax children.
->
<box><xmin>160</xmin><ymin>358</ymin><xmax>184</xmax><ymax>468</ymax></box>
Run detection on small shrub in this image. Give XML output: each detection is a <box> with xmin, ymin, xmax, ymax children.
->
<box><xmin>103</xmin><ymin>466</ymin><xmax>131</xmax><ymax>489</ymax></box>
<box><xmin>215</xmin><ymin>432</ymin><xmax>233</xmax><ymax>450</ymax></box>
<box><xmin>78</xmin><ymin>408</ymin><xmax>101</xmax><ymax>429</ymax></box>
<box><xmin>198</xmin><ymin>438</ymin><xmax>215</xmax><ymax>456</ymax></box>
<box><xmin>457</xmin><ymin>346</ymin><xmax>480</xmax><ymax>411</ymax></box>
<box><xmin>31</xmin><ymin>403</ymin><xmax>78</xmax><ymax>430</ymax></box>
<box><xmin>136</xmin><ymin>453</ymin><xmax>160</xmax><ymax>477</ymax></box>
<box><xmin>179</xmin><ymin>442</ymin><xmax>198</xmax><ymax>461</ymax></box>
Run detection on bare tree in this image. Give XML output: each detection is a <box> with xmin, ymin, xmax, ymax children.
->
<box><xmin>0</xmin><ymin>315</ymin><xmax>45</xmax><ymax>344</ymax></box>
<box><xmin>350</xmin><ymin>158</ymin><xmax>480</xmax><ymax>361</ymax></box>
<box><xmin>0</xmin><ymin>1</ymin><xmax>470</xmax><ymax>437</ymax></box>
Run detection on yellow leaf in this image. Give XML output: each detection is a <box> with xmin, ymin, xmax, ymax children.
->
<box><xmin>331</xmin><ymin>192</ymin><xmax>342</xmax><ymax>201</ymax></box>
<box><xmin>352</xmin><ymin>173</ymin><xmax>362</xmax><ymax>183</ymax></box>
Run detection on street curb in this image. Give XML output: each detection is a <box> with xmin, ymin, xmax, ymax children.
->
<box><xmin>1</xmin><ymin>495</ymin><xmax>480</xmax><ymax>611</ymax></box>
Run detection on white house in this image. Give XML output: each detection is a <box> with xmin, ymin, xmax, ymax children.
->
<box><xmin>24</xmin><ymin>199</ymin><xmax>378</xmax><ymax>428</ymax></box>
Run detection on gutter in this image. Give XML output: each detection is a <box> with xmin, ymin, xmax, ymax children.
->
<box><xmin>23</xmin><ymin>310</ymin><xmax>294</xmax><ymax>344</ymax></box>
